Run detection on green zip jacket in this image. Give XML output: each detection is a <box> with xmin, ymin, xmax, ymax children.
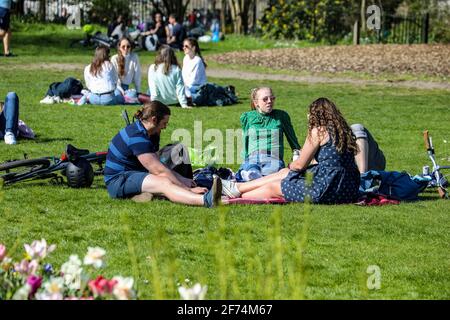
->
<box><xmin>240</xmin><ymin>109</ymin><xmax>301</xmax><ymax>161</ymax></box>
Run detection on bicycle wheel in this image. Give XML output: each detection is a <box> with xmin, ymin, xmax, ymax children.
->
<box><xmin>0</xmin><ymin>158</ymin><xmax>51</xmax><ymax>185</ymax></box>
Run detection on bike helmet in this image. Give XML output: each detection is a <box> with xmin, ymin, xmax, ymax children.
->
<box><xmin>65</xmin><ymin>158</ymin><xmax>94</xmax><ymax>188</ymax></box>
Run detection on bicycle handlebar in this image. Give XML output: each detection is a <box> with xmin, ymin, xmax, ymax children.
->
<box><xmin>423</xmin><ymin>130</ymin><xmax>432</xmax><ymax>152</ymax></box>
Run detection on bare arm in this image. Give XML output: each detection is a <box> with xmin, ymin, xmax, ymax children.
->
<box><xmin>137</xmin><ymin>153</ymin><xmax>187</xmax><ymax>189</ymax></box>
<box><xmin>289</xmin><ymin>128</ymin><xmax>322</xmax><ymax>171</ymax></box>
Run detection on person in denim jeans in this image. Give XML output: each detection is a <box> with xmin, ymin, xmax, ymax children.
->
<box><xmin>84</xmin><ymin>46</ymin><xmax>125</xmax><ymax>106</ymax></box>
<box><xmin>235</xmin><ymin>87</ymin><xmax>301</xmax><ymax>182</ymax></box>
<box><xmin>0</xmin><ymin>91</ymin><xmax>19</xmax><ymax>144</ymax></box>
<box><xmin>0</xmin><ymin>0</ymin><xmax>16</xmax><ymax>57</ymax></box>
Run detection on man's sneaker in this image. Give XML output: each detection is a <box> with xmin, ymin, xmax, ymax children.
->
<box><xmin>4</xmin><ymin>131</ymin><xmax>17</xmax><ymax>145</ymax></box>
<box><xmin>203</xmin><ymin>175</ymin><xmax>222</xmax><ymax>208</ymax></box>
<box><xmin>40</xmin><ymin>96</ymin><xmax>55</xmax><ymax>104</ymax></box>
<box><xmin>221</xmin><ymin>178</ymin><xmax>241</xmax><ymax>199</ymax></box>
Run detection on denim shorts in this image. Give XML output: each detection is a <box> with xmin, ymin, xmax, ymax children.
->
<box><xmin>106</xmin><ymin>171</ymin><xmax>149</xmax><ymax>199</ymax></box>
<box><xmin>0</xmin><ymin>7</ymin><xmax>10</xmax><ymax>31</ymax></box>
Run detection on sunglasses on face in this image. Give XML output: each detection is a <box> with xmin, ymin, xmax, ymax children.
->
<box><xmin>121</xmin><ymin>45</ymin><xmax>131</xmax><ymax>49</ymax></box>
<box><xmin>259</xmin><ymin>96</ymin><xmax>276</xmax><ymax>102</ymax></box>
<box><xmin>183</xmin><ymin>45</ymin><xmax>191</xmax><ymax>49</ymax></box>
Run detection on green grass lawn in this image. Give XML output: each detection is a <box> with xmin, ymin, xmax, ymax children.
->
<box><xmin>0</xmin><ymin>24</ymin><xmax>449</xmax><ymax>300</ymax></box>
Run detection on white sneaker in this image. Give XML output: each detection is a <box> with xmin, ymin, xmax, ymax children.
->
<box><xmin>40</xmin><ymin>95</ymin><xmax>55</xmax><ymax>104</ymax></box>
<box><xmin>221</xmin><ymin>179</ymin><xmax>241</xmax><ymax>198</ymax></box>
<box><xmin>4</xmin><ymin>131</ymin><xmax>17</xmax><ymax>145</ymax></box>
<box><xmin>53</xmin><ymin>96</ymin><xmax>62</xmax><ymax>103</ymax></box>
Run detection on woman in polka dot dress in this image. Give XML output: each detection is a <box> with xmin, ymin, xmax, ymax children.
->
<box><xmin>221</xmin><ymin>97</ymin><xmax>361</xmax><ymax>204</ymax></box>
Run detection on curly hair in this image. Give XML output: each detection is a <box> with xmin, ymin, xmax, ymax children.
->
<box><xmin>307</xmin><ymin>97</ymin><xmax>358</xmax><ymax>155</ymax></box>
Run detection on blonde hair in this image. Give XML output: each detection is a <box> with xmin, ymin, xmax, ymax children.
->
<box><xmin>250</xmin><ymin>87</ymin><xmax>273</xmax><ymax>110</ymax></box>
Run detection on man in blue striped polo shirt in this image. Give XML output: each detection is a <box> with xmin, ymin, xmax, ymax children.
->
<box><xmin>104</xmin><ymin>101</ymin><xmax>221</xmax><ymax>208</ymax></box>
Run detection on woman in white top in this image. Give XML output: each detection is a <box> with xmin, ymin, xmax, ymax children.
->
<box><xmin>111</xmin><ymin>37</ymin><xmax>142</xmax><ymax>94</ymax></box>
<box><xmin>181</xmin><ymin>38</ymin><xmax>207</xmax><ymax>102</ymax></box>
<box><xmin>148</xmin><ymin>45</ymin><xmax>189</xmax><ymax>108</ymax></box>
<box><xmin>84</xmin><ymin>46</ymin><xmax>125</xmax><ymax>105</ymax></box>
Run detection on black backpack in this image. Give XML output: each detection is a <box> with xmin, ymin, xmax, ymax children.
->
<box><xmin>46</xmin><ymin>77</ymin><xmax>83</xmax><ymax>99</ymax></box>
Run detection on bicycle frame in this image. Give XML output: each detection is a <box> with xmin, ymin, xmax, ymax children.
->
<box><xmin>0</xmin><ymin>149</ymin><xmax>107</xmax><ymax>186</ymax></box>
<box><xmin>423</xmin><ymin>130</ymin><xmax>450</xmax><ymax>198</ymax></box>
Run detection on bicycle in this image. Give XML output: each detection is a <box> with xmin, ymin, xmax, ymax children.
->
<box><xmin>0</xmin><ymin>144</ymin><xmax>107</xmax><ymax>188</ymax></box>
<box><xmin>422</xmin><ymin>130</ymin><xmax>450</xmax><ymax>199</ymax></box>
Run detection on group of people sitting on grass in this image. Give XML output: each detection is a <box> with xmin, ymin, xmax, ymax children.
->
<box><xmin>51</xmin><ymin>36</ymin><xmax>213</xmax><ymax>108</ymax></box>
<box><xmin>103</xmin><ymin>87</ymin><xmax>385</xmax><ymax>208</ymax></box>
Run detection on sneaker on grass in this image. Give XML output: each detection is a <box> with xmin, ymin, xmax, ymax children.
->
<box><xmin>4</xmin><ymin>131</ymin><xmax>17</xmax><ymax>145</ymax></box>
<box><xmin>221</xmin><ymin>178</ymin><xmax>241</xmax><ymax>199</ymax></box>
<box><xmin>203</xmin><ymin>175</ymin><xmax>222</xmax><ymax>208</ymax></box>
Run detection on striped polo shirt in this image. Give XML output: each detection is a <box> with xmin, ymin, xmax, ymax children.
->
<box><xmin>104</xmin><ymin>120</ymin><xmax>160</xmax><ymax>183</ymax></box>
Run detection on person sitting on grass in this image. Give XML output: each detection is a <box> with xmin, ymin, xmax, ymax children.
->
<box><xmin>148</xmin><ymin>45</ymin><xmax>189</xmax><ymax>108</ymax></box>
<box><xmin>221</xmin><ymin>97</ymin><xmax>360</xmax><ymax>204</ymax></box>
<box><xmin>181</xmin><ymin>37</ymin><xmax>207</xmax><ymax>104</ymax></box>
<box><xmin>351</xmin><ymin>124</ymin><xmax>386</xmax><ymax>174</ymax></box>
<box><xmin>0</xmin><ymin>91</ymin><xmax>19</xmax><ymax>145</ymax></box>
<box><xmin>84</xmin><ymin>45</ymin><xmax>125</xmax><ymax>106</ymax></box>
<box><xmin>111</xmin><ymin>37</ymin><xmax>142</xmax><ymax>95</ymax></box>
<box><xmin>235</xmin><ymin>87</ymin><xmax>301</xmax><ymax>182</ymax></box>
<box><xmin>104</xmin><ymin>101</ymin><xmax>221</xmax><ymax>207</ymax></box>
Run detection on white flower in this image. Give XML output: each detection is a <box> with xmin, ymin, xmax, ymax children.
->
<box><xmin>36</xmin><ymin>277</ymin><xmax>64</xmax><ymax>300</ymax></box>
<box><xmin>24</xmin><ymin>239</ymin><xmax>56</xmax><ymax>260</ymax></box>
<box><xmin>83</xmin><ymin>247</ymin><xmax>106</xmax><ymax>269</ymax></box>
<box><xmin>112</xmin><ymin>276</ymin><xmax>135</xmax><ymax>300</ymax></box>
<box><xmin>61</xmin><ymin>255</ymin><xmax>83</xmax><ymax>290</ymax></box>
<box><xmin>12</xmin><ymin>284</ymin><xmax>31</xmax><ymax>300</ymax></box>
<box><xmin>178</xmin><ymin>283</ymin><xmax>208</xmax><ymax>300</ymax></box>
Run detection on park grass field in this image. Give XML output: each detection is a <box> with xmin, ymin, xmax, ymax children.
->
<box><xmin>0</xmin><ymin>24</ymin><xmax>449</xmax><ymax>299</ymax></box>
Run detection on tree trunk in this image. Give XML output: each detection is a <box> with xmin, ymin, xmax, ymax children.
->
<box><xmin>39</xmin><ymin>0</ymin><xmax>46</xmax><ymax>22</ymax></box>
<box><xmin>361</xmin><ymin>0</ymin><xmax>366</xmax><ymax>33</ymax></box>
<box><xmin>220</xmin><ymin>0</ymin><xmax>227</xmax><ymax>34</ymax></box>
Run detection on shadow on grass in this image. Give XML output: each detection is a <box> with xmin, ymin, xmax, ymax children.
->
<box><xmin>36</xmin><ymin>137</ymin><xmax>74</xmax><ymax>143</ymax></box>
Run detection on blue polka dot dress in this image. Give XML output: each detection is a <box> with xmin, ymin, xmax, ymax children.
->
<box><xmin>281</xmin><ymin>139</ymin><xmax>360</xmax><ymax>204</ymax></box>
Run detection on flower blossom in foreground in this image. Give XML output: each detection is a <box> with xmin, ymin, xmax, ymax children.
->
<box><xmin>0</xmin><ymin>244</ymin><xmax>6</xmax><ymax>261</ymax></box>
<box><xmin>61</xmin><ymin>255</ymin><xmax>83</xmax><ymax>290</ymax></box>
<box><xmin>112</xmin><ymin>276</ymin><xmax>135</xmax><ymax>300</ymax></box>
<box><xmin>24</xmin><ymin>239</ymin><xmax>56</xmax><ymax>260</ymax></box>
<box><xmin>88</xmin><ymin>276</ymin><xmax>117</xmax><ymax>297</ymax></box>
<box><xmin>35</xmin><ymin>277</ymin><xmax>64</xmax><ymax>300</ymax></box>
<box><xmin>178</xmin><ymin>283</ymin><xmax>208</xmax><ymax>300</ymax></box>
<box><xmin>14</xmin><ymin>259</ymin><xmax>39</xmax><ymax>275</ymax></box>
<box><xmin>83</xmin><ymin>247</ymin><xmax>106</xmax><ymax>269</ymax></box>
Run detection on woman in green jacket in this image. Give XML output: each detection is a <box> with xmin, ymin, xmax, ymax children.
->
<box><xmin>236</xmin><ymin>87</ymin><xmax>301</xmax><ymax>181</ymax></box>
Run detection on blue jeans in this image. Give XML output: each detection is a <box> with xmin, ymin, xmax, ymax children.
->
<box><xmin>0</xmin><ymin>92</ymin><xmax>19</xmax><ymax>137</ymax></box>
<box><xmin>236</xmin><ymin>153</ymin><xmax>285</xmax><ymax>182</ymax></box>
<box><xmin>114</xmin><ymin>84</ymin><xmax>129</xmax><ymax>96</ymax></box>
<box><xmin>88</xmin><ymin>92</ymin><xmax>125</xmax><ymax>105</ymax></box>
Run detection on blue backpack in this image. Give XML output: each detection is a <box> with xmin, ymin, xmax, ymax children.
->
<box><xmin>360</xmin><ymin>170</ymin><xmax>427</xmax><ymax>201</ymax></box>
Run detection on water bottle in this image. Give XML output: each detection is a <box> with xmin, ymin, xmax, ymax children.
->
<box><xmin>422</xmin><ymin>165</ymin><xmax>430</xmax><ymax>176</ymax></box>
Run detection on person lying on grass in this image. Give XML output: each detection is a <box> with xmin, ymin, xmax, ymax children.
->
<box><xmin>221</xmin><ymin>97</ymin><xmax>360</xmax><ymax>204</ymax></box>
<box><xmin>104</xmin><ymin>101</ymin><xmax>221</xmax><ymax>207</ymax></box>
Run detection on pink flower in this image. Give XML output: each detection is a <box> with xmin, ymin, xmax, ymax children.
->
<box><xmin>88</xmin><ymin>276</ymin><xmax>117</xmax><ymax>297</ymax></box>
<box><xmin>24</xmin><ymin>239</ymin><xmax>56</xmax><ymax>260</ymax></box>
<box><xmin>27</xmin><ymin>275</ymin><xmax>43</xmax><ymax>297</ymax></box>
<box><xmin>0</xmin><ymin>244</ymin><xmax>6</xmax><ymax>261</ymax></box>
<box><xmin>14</xmin><ymin>259</ymin><xmax>39</xmax><ymax>275</ymax></box>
